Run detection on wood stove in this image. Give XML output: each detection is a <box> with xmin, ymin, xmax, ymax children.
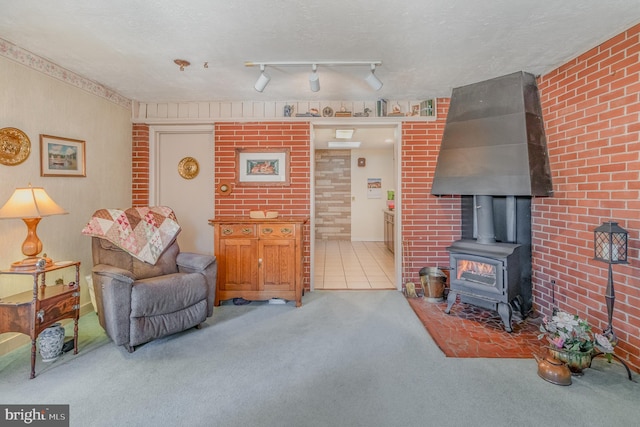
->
<box><xmin>445</xmin><ymin>239</ymin><xmax>523</xmax><ymax>332</ymax></box>
<box><xmin>443</xmin><ymin>195</ymin><xmax>530</xmax><ymax>332</ymax></box>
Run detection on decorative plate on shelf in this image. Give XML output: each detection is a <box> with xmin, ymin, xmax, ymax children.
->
<box><xmin>0</xmin><ymin>127</ymin><xmax>31</xmax><ymax>166</ymax></box>
<box><xmin>178</xmin><ymin>156</ymin><xmax>199</xmax><ymax>179</ymax></box>
<box><xmin>322</xmin><ymin>106</ymin><xmax>334</xmax><ymax>117</ymax></box>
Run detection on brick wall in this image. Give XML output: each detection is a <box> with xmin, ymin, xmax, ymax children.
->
<box><xmin>131</xmin><ymin>116</ymin><xmax>457</xmax><ymax>291</ymax></box>
<box><xmin>314</xmin><ymin>149</ymin><xmax>352</xmax><ymax>240</ymax></box>
<box><xmin>214</xmin><ymin>122</ymin><xmax>312</xmax><ymax>288</ymax></box>
<box><xmin>535</xmin><ymin>23</ymin><xmax>640</xmax><ymax>371</ymax></box>
<box><xmin>400</xmin><ymin>99</ymin><xmax>460</xmax><ymax>284</ymax></box>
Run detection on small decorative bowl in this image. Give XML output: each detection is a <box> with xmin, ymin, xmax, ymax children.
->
<box><xmin>249</xmin><ymin>210</ymin><xmax>279</xmax><ymax>219</ymax></box>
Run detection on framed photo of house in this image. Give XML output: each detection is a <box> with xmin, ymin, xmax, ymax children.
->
<box><xmin>40</xmin><ymin>134</ymin><xmax>86</xmax><ymax>177</ymax></box>
<box><xmin>236</xmin><ymin>148</ymin><xmax>290</xmax><ymax>186</ymax></box>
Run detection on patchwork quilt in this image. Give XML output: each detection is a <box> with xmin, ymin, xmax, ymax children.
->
<box><xmin>82</xmin><ymin>206</ymin><xmax>181</xmax><ymax>264</ymax></box>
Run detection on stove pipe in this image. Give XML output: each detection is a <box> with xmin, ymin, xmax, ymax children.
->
<box><xmin>475</xmin><ymin>195</ymin><xmax>495</xmax><ymax>244</ymax></box>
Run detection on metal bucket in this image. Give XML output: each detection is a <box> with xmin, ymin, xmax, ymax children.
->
<box><xmin>419</xmin><ymin>267</ymin><xmax>448</xmax><ymax>302</ymax></box>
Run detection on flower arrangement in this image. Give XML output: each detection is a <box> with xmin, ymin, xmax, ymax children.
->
<box><xmin>538</xmin><ymin>310</ymin><xmax>614</xmax><ymax>357</ymax></box>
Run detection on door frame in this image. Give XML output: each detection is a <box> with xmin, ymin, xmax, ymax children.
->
<box><xmin>309</xmin><ymin>121</ymin><xmax>403</xmax><ymax>291</ymax></box>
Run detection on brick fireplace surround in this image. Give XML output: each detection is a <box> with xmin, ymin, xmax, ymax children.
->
<box><xmin>133</xmin><ymin>23</ymin><xmax>640</xmax><ymax>372</ymax></box>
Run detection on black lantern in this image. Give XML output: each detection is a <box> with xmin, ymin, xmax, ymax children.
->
<box><xmin>593</xmin><ymin>221</ymin><xmax>628</xmax><ymax>344</ymax></box>
<box><xmin>594</xmin><ymin>221</ymin><xmax>628</xmax><ymax>264</ymax></box>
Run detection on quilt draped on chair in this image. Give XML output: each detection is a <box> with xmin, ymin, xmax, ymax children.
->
<box><xmin>82</xmin><ymin>206</ymin><xmax>181</xmax><ymax>264</ymax></box>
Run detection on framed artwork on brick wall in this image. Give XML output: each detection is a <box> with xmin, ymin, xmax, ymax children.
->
<box><xmin>235</xmin><ymin>148</ymin><xmax>290</xmax><ymax>186</ymax></box>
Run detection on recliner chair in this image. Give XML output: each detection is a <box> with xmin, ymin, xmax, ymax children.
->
<box><xmin>90</xmin><ymin>237</ymin><xmax>217</xmax><ymax>352</ymax></box>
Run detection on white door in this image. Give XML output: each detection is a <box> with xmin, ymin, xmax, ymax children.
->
<box><xmin>150</xmin><ymin>125</ymin><xmax>214</xmax><ymax>255</ymax></box>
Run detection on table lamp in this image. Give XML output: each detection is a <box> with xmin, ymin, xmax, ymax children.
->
<box><xmin>0</xmin><ymin>185</ymin><xmax>67</xmax><ymax>270</ymax></box>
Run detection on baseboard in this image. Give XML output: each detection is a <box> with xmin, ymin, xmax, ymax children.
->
<box><xmin>0</xmin><ymin>302</ymin><xmax>95</xmax><ymax>357</ymax></box>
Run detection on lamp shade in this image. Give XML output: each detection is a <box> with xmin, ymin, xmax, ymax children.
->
<box><xmin>0</xmin><ymin>186</ymin><xmax>67</xmax><ymax>219</ymax></box>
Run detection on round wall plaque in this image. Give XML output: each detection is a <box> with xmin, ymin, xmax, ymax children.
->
<box><xmin>178</xmin><ymin>156</ymin><xmax>199</xmax><ymax>179</ymax></box>
<box><xmin>0</xmin><ymin>127</ymin><xmax>31</xmax><ymax>166</ymax></box>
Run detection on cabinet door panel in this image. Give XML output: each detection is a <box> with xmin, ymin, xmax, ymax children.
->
<box><xmin>218</xmin><ymin>239</ymin><xmax>258</xmax><ymax>290</ymax></box>
<box><xmin>259</xmin><ymin>240</ymin><xmax>295</xmax><ymax>291</ymax></box>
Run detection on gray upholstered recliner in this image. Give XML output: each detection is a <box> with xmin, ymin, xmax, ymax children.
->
<box><xmin>90</xmin><ymin>237</ymin><xmax>217</xmax><ymax>352</ymax></box>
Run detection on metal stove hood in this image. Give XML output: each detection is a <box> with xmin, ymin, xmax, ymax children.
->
<box><xmin>431</xmin><ymin>71</ymin><xmax>553</xmax><ymax>197</ymax></box>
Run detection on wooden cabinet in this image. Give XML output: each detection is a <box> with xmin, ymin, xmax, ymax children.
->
<box><xmin>210</xmin><ymin>217</ymin><xmax>307</xmax><ymax>307</ymax></box>
<box><xmin>0</xmin><ymin>261</ymin><xmax>80</xmax><ymax>379</ymax></box>
<box><xmin>384</xmin><ymin>211</ymin><xmax>395</xmax><ymax>253</ymax></box>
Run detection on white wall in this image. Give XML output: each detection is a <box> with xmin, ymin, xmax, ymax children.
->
<box><xmin>350</xmin><ymin>148</ymin><xmax>395</xmax><ymax>241</ymax></box>
<box><xmin>0</xmin><ymin>56</ymin><xmax>132</xmax><ymax>352</ymax></box>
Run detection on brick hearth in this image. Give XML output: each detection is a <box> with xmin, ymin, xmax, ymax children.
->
<box><xmin>407</xmin><ymin>295</ymin><xmax>543</xmax><ymax>358</ymax></box>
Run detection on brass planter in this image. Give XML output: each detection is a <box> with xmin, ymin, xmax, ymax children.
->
<box><xmin>548</xmin><ymin>348</ymin><xmax>593</xmax><ymax>376</ymax></box>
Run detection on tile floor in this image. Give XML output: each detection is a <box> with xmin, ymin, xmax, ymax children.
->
<box><xmin>314</xmin><ymin>240</ymin><xmax>396</xmax><ymax>290</ymax></box>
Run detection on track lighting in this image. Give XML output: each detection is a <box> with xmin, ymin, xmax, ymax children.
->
<box><xmin>254</xmin><ymin>64</ymin><xmax>271</xmax><ymax>92</ymax></box>
<box><xmin>309</xmin><ymin>64</ymin><xmax>320</xmax><ymax>92</ymax></box>
<box><xmin>246</xmin><ymin>61</ymin><xmax>382</xmax><ymax>92</ymax></box>
<box><xmin>365</xmin><ymin>63</ymin><xmax>383</xmax><ymax>91</ymax></box>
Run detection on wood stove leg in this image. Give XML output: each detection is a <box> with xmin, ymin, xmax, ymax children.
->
<box><xmin>444</xmin><ymin>291</ymin><xmax>457</xmax><ymax>314</ymax></box>
<box><xmin>498</xmin><ymin>302</ymin><xmax>513</xmax><ymax>332</ymax></box>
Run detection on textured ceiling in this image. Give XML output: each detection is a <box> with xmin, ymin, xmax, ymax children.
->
<box><xmin>0</xmin><ymin>0</ymin><xmax>639</xmax><ymax>103</ymax></box>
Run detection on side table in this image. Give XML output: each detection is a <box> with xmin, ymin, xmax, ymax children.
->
<box><xmin>0</xmin><ymin>261</ymin><xmax>80</xmax><ymax>379</ymax></box>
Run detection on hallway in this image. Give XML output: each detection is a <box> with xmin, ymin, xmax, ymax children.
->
<box><xmin>314</xmin><ymin>240</ymin><xmax>395</xmax><ymax>290</ymax></box>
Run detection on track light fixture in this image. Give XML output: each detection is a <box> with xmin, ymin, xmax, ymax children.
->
<box><xmin>365</xmin><ymin>63</ymin><xmax>383</xmax><ymax>91</ymax></box>
<box><xmin>254</xmin><ymin>64</ymin><xmax>271</xmax><ymax>92</ymax></box>
<box><xmin>245</xmin><ymin>61</ymin><xmax>382</xmax><ymax>93</ymax></box>
<box><xmin>309</xmin><ymin>64</ymin><xmax>320</xmax><ymax>92</ymax></box>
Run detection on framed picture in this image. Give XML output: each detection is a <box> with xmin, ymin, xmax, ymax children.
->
<box><xmin>40</xmin><ymin>134</ymin><xmax>86</xmax><ymax>177</ymax></box>
<box><xmin>236</xmin><ymin>148</ymin><xmax>290</xmax><ymax>186</ymax></box>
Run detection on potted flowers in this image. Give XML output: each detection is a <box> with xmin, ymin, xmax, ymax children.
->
<box><xmin>538</xmin><ymin>310</ymin><xmax>614</xmax><ymax>375</ymax></box>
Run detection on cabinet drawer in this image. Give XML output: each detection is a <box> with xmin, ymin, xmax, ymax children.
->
<box><xmin>38</xmin><ymin>289</ymin><xmax>79</xmax><ymax>326</ymax></box>
<box><xmin>218</xmin><ymin>224</ymin><xmax>257</xmax><ymax>238</ymax></box>
<box><xmin>259</xmin><ymin>224</ymin><xmax>296</xmax><ymax>239</ymax></box>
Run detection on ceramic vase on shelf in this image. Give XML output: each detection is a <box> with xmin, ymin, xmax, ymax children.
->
<box><xmin>38</xmin><ymin>323</ymin><xmax>65</xmax><ymax>362</ymax></box>
<box><xmin>548</xmin><ymin>348</ymin><xmax>593</xmax><ymax>375</ymax></box>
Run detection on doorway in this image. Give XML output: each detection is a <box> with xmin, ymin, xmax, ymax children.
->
<box><xmin>310</xmin><ymin>123</ymin><xmax>401</xmax><ymax>291</ymax></box>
